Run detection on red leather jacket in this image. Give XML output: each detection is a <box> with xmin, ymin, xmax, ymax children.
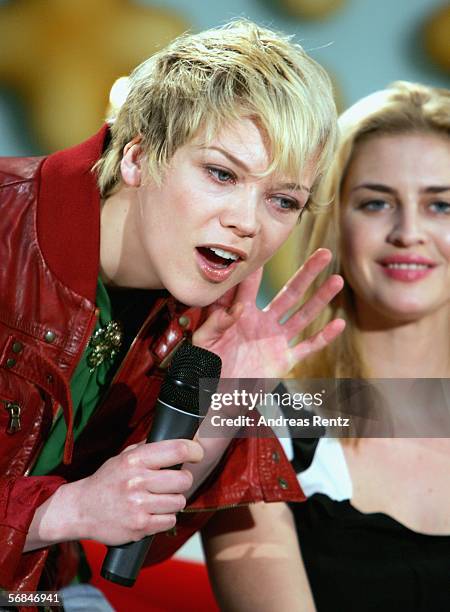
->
<box><xmin>0</xmin><ymin>127</ymin><xmax>304</xmax><ymax>592</ymax></box>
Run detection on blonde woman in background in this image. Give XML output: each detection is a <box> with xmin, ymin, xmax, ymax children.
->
<box><xmin>287</xmin><ymin>82</ymin><xmax>450</xmax><ymax>612</ymax></box>
<box><xmin>204</xmin><ymin>81</ymin><xmax>450</xmax><ymax>612</ymax></box>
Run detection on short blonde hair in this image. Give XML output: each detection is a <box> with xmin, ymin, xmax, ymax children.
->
<box><xmin>294</xmin><ymin>81</ymin><xmax>450</xmax><ymax>378</ymax></box>
<box><xmin>95</xmin><ymin>19</ymin><xmax>337</xmax><ymax>199</ymax></box>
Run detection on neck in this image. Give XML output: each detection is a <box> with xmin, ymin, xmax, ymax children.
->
<box><xmin>100</xmin><ymin>185</ymin><xmax>160</xmax><ymax>289</ymax></box>
<box><xmin>355</xmin><ymin>302</ymin><xmax>450</xmax><ymax>378</ymax></box>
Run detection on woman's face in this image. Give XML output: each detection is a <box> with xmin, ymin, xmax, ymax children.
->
<box><xmin>339</xmin><ymin>132</ymin><xmax>450</xmax><ymax>323</ymax></box>
<box><xmin>128</xmin><ymin>117</ymin><xmax>315</xmax><ymax>306</ymax></box>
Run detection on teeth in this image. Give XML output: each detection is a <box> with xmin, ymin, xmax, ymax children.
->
<box><xmin>210</xmin><ymin>247</ymin><xmax>239</xmax><ymax>261</ymax></box>
<box><xmin>386</xmin><ymin>263</ymin><xmax>429</xmax><ymax>269</ymax></box>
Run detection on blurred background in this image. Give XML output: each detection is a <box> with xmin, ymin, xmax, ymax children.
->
<box><xmin>0</xmin><ymin>0</ymin><xmax>448</xmax><ymax>563</ymax></box>
<box><xmin>0</xmin><ymin>0</ymin><xmax>448</xmax><ymax>157</ymax></box>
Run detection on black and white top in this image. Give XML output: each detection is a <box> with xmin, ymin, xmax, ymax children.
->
<box><xmin>281</xmin><ymin>436</ymin><xmax>450</xmax><ymax>612</ymax></box>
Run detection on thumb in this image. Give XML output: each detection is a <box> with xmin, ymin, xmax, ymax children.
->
<box><xmin>193</xmin><ymin>302</ymin><xmax>243</xmax><ymax>348</ymax></box>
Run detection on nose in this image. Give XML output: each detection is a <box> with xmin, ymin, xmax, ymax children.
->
<box><xmin>387</xmin><ymin>207</ymin><xmax>427</xmax><ymax>248</ymax></box>
<box><xmin>219</xmin><ymin>188</ymin><xmax>260</xmax><ymax>238</ymax></box>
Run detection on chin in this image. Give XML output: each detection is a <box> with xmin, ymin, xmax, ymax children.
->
<box><xmin>167</xmin><ymin>282</ymin><xmax>223</xmax><ymax>308</ymax></box>
<box><xmin>375</xmin><ymin>298</ymin><xmax>439</xmax><ymax>324</ymax></box>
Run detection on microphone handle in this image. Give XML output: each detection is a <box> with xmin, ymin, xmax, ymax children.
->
<box><xmin>101</xmin><ymin>399</ymin><xmax>202</xmax><ymax>586</ymax></box>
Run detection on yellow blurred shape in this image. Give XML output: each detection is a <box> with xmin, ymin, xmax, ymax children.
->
<box><xmin>423</xmin><ymin>4</ymin><xmax>450</xmax><ymax>73</ymax></box>
<box><xmin>0</xmin><ymin>0</ymin><xmax>189</xmax><ymax>151</ymax></box>
<box><xmin>280</xmin><ymin>0</ymin><xmax>346</xmax><ymax>20</ymax></box>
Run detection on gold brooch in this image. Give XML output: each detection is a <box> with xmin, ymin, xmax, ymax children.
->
<box><xmin>87</xmin><ymin>320</ymin><xmax>123</xmax><ymax>372</ymax></box>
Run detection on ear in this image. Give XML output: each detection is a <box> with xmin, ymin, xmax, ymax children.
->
<box><xmin>120</xmin><ymin>136</ymin><xmax>143</xmax><ymax>187</ymax></box>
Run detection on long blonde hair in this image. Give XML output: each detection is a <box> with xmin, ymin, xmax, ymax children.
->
<box><xmin>293</xmin><ymin>81</ymin><xmax>450</xmax><ymax>379</ymax></box>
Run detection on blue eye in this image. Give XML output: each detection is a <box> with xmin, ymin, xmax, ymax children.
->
<box><xmin>429</xmin><ymin>201</ymin><xmax>450</xmax><ymax>214</ymax></box>
<box><xmin>207</xmin><ymin>166</ymin><xmax>235</xmax><ymax>183</ymax></box>
<box><xmin>271</xmin><ymin>196</ymin><xmax>301</xmax><ymax>212</ymax></box>
<box><xmin>358</xmin><ymin>200</ymin><xmax>390</xmax><ymax>212</ymax></box>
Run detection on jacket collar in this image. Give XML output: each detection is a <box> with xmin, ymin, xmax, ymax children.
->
<box><xmin>37</xmin><ymin>126</ymin><xmax>109</xmax><ymax>304</ymax></box>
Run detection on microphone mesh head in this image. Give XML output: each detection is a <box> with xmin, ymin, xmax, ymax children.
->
<box><xmin>168</xmin><ymin>342</ymin><xmax>222</xmax><ymax>383</ymax></box>
<box><xmin>159</xmin><ymin>343</ymin><xmax>222</xmax><ymax>414</ymax></box>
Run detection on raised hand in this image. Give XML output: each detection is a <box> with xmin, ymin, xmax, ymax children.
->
<box><xmin>193</xmin><ymin>248</ymin><xmax>345</xmax><ymax>378</ymax></box>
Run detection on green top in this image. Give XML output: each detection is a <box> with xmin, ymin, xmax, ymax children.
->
<box><xmin>32</xmin><ymin>279</ymin><xmax>119</xmax><ymax>476</ymax></box>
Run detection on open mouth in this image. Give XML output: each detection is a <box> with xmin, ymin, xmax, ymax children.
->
<box><xmin>195</xmin><ymin>246</ymin><xmax>243</xmax><ymax>283</ymax></box>
<box><xmin>196</xmin><ymin>246</ymin><xmax>241</xmax><ymax>269</ymax></box>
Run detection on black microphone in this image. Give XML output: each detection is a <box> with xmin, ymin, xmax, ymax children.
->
<box><xmin>101</xmin><ymin>341</ymin><xmax>222</xmax><ymax>586</ymax></box>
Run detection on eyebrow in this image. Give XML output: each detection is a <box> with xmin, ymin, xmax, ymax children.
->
<box><xmin>201</xmin><ymin>145</ymin><xmax>250</xmax><ymax>172</ymax></box>
<box><xmin>279</xmin><ymin>182</ymin><xmax>311</xmax><ymax>194</ymax></box>
<box><xmin>351</xmin><ymin>182</ymin><xmax>450</xmax><ymax>195</ymax></box>
<box><xmin>200</xmin><ymin>146</ymin><xmax>311</xmax><ymax>192</ymax></box>
<box><xmin>424</xmin><ymin>186</ymin><xmax>450</xmax><ymax>194</ymax></box>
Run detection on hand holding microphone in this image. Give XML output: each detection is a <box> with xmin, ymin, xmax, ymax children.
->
<box><xmin>101</xmin><ymin>342</ymin><xmax>222</xmax><ymax>586</ymax></box>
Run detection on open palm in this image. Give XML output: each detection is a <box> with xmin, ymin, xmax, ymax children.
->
<box><xmin>193</xmin><ymin>249</ymin><xmax>345</xmax><ymax>379</ymax></box>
